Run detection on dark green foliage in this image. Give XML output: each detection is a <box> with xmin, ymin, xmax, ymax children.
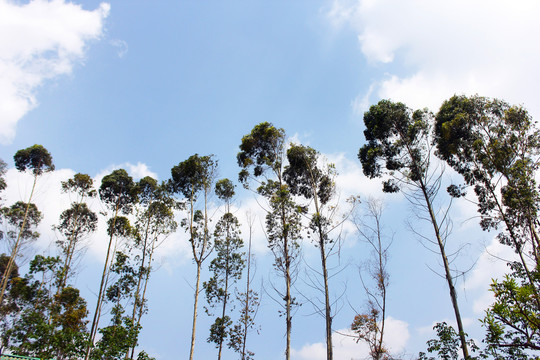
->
<box><xmin>359</xmin><ymin>100</ymin><xmax>432</xmax><ymax>189</ymax></box>
<box><xmin>170</xmin><ymin>154</ymin><xmax>217</xmax><ymax>200</ymax></box>
<box><xmin>136</xmin><ymin>351</ymin><xmax>156</xmax><ymax>360</ymax></box>
<box><xmin>105</xmin><ymin>252</ymin><xmax>137</xmax><ymax>304</ymax></box>
<box><xmin>482</xmin><ymin>272</ymin><xmax>540</xmax><ymax>357</ymax></box>
<box><xmin>61</xmin><ymin>173</ymin><xmax>97</xmax><ymax>199</ymax></box>
<box><xmin>107</xmin><ymin>216</ymin><xmax>132</xmax><ymax>238</ymax></box>
<box><xmin>1</xmin><ymin>202</ymin><xmax>42</xmax><ymax>243</ymax></box>
<box><xmin>284</xmin><ymin>144</ymin><xmax>335</xmax><ymax>206</ymax></box>
<box><xmin>91</xmin><ymin>304</ymin><xmax>139</xmax><ymax>360</ymax></box>
<box><xmin>13</xmin><ymin>145</ymin><xmax>54</xmax><ymax>176</ymax></box>
<box><xmin>1</xmin><ymin>255</ymin><xmax>88</xmax><ymax>360</ymax></box>
<box><xmin>215</xmin><ymin>178</ymin><xmax>235</xmax><ymax>202</ymax></box>
<box><xmin>435</xmin><ymin>95</ymin><xmax>540</xmax><ymax>232</ymax></box>
<box><xmin>237</xmin><ymin>122</ymin><xmax>286</xmax><ymax>185</ymax></box>
<box><xmin>56</xmin><ymin>203</ymin><xmax>97</xmax><ymax>242</ymax></box>
<box><xmin>418</xmin><ymin>322</ymin><xmax>484</xmax><ymax>360</ymax></box>
<box><xmin>99</xmin><ymin>169</ymin><xmax>137</xmax><ymax>215</ymax></box>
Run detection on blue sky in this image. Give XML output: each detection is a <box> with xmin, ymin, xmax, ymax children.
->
<box><xmin>1</xmin><ymin>1</ymin><xmax>540</xmax><ymax>359</ymax></box>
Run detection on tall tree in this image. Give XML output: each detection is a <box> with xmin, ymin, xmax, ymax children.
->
<box><xmin>85</xmin><ymin>169</ymin><xmax>137</xmax><ymax>360</ymax></box>
<box><xmin>228</xmin><ymin>212</ymin><xmax>260</xmax><ymax>360</ymax></box>
<box><xmin>204</xmin><ymin>178</ymin><xmax>245</xmax><ymax>360</ymax></box>
<box><xmin>55</xmin><ymin>173</ymin><xmax>98</xmax><ymax>293</ymax></box>
<box><xmin>435</xmin><ymin>95</ymin><xmax>540</xmax><ymax>355</ymax></box>
<box><xmin>170</xmin><ymin>154</ymin><xmax>217</xmax><ymax>360</ymax></box>
<box><xmin>238</xmin><ymin>122</ymin><xmax>302</xmax><ymax>360</ymax></box>
<box><xmin>283</xmin><ymin>143</ymin><xmax>338</xmax><ymax>360</ymax></box>
<box><xmin>0</xmin><ymin>145</ymin><xmax>54</xmax><ymax>306</ymax></box>
<box><xmin>126</xmin><ymin>177</ymin><xmax>177</xmax><ymax>360</ymax></box>
<box><xmin>358</xmin><ymin>100</ymin><xmax>470</xmax><ymax>359</ymax></box>
<box><xmin>91</xmin><ymin>250</ymin><xmax>139</xmax><ymax>360</ymax></box>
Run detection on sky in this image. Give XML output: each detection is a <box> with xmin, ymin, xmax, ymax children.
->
<box><xmin>1</xmin><ymin>0</ymin><xmax>540</xmax><ymax>359</ymax></box>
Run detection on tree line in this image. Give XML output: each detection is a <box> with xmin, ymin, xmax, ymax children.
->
<box><xmin>0</xmin><ymin>94</ymin><xmax>538</xmax><ymax>359</ymax></box>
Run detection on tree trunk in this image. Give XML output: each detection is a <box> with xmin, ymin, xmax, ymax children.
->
<box><xmin>189</xmin><ymin>262</ymin><xmax>202</xmax><ymax>360</ymax></box>
<box><xmin>85</xmin><ymin>204</ymin><xmax>120</xmax><ymax>360</ymax></box>
<box><xmin>419</xmin><ymin>179</ymin><xmax>469</xmax><ymax>360</ymax></box>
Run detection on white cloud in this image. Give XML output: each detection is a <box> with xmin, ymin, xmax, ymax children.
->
<box><xmin>94</xmin><ymin>162</ymin><xmax>159</xmax><ymax>183</ymax></box>
<box><xmin>0</xmin><ymin>0</ymin><xmax>110</xmax><ymax>144</ymax></box>
<box><xmin>329</xmin><ymin>0</ymin><xmax>540</xmax><ymax>117</ymax></box>
<box><xmin>292</xmin><ymin>318</ymin><xmax>409</xmax><ymax>360</ymax></box>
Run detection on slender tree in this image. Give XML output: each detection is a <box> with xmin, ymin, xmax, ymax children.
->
<box><xmin>126</xmin><ymin>177</ymin><xmax>177</xmax><ymax>360</ymax></box>
<box><xmin>358</xmin><ymin>100</ymin><xmax>470</xmax><ymax>359</ymax></box>
<box><xmin>170</xmin><ymin>154</ymin><xmax>217</xmax><ymax>360</ymax></box>
<box><xmin>204</xmin><ymin>178</ymin><xmax>245</xmax><ymax>359</ymax></box>
<box><xmin>85</xmin><ymin>169</ymin><xmax>137</xmax><ymax>360</ymax></box>
<box><xmin>238</xmin><ymin>122</ymin><xmax>302</xmax><ymax>360</ymax></box>
<box><xmin>0</xmin><ymin>145</ymin><xmax>54</xmax><ymax>306</ymax></box>
<box><xmin>228</xmin><ymin>212</ymin><xmax>260</xmax><ymax>360</ymax></box>
<box><xmin>283</xmin><ymin>143</ymin><xmax>338</xmax><ymax>360</ymax></box>
<box><xmin>434</xmin><ymin>95</ymin><xmax>540</xmax><ymax>355</ymax></box>
<box><xmin>55</xmin><ymin>173</ymin><xmax>98</xmax><ymax>293</ymax></box>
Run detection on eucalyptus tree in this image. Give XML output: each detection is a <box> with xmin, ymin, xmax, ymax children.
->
<box><xmin>55</xmin><ymin>173</ymin><xmax>98</xmax><ymax>292</ymax></box>
<box><xmin>435</xmin><ymin>95</ymin><xmax>540</xmax><ymax>355</ymax></box>
<box><xmin>238</xmin><ymin>122</ymin><xmax>302</xmax><ymax>360</ymax></box>
<box><xmin>228</xmin><ymin>212</ymin><xmax>260</xmax><ymax>360</ymax></box>
<box><xmin>203</xmin><ymin>178</ymin><xmax>245</xmax><ymax>359</ymax></box>
<box><xmin>283</xmin><ymin>143</ymin><xmax>338</xmax><ymax>360</ymax></box>
<box><xmin>0</xmin><ymin>145</ymin><xmax>54</xmax><ymax>306</ymax></box>
<box><xmin>86</xmin><ymin>169</ymin><xmax>137</xmax><ymax>360</ymax></box>
<box><xmin>90</xmin><ymin>250</ymin><xmax>139</xmax><ymax>360</ymax></box>
<box><xmin>358</xmin><ymin>100</ymin><xmax>469</xmax><ymax>359</ymax></box>
<box><xmin>126</xmin><ymin>177</ymin><xmax>178</xmax><ymax>360</ymax></box>
<box><xmin>170</xmin><ymin>154</ymin><xmax>217</xmax><ymax>360</ymax></box>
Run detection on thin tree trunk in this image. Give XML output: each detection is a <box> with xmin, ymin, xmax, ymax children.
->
<box><xmin>189</xmin><ymin>262</ymin><xmax>202</xmax><ymax>360</ymax></box>
<box><xmin>284</xmin><ymin>232</ymin><xmax>292</xmax><ymax>360</ymax></box>
<box><xmin>125</xmin><ymin>216</ymin><xmax>151</xmax><ymax>360</ymax></box>
<box><xmin>217</xmin><ymin>226</ymin><xmax>231</xmax><ymax>360</ymax></box>
<box><xmin>85</xmin><ymin>204</ymin><xmax>120</xmax><ymax>360</ymax></box>
<box><xmin>319</xmin><ymin>241</ymin><xmax>332</xmax><ymax>360</ymax></box>
<box><xmin>419</xmin><ymin>179</ymin><xmax>469</xmax><ymax>360</ymax></box>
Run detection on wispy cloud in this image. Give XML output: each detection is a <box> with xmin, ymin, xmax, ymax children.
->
<box><xmin>0</xmin><ymin>0</ymin><xmax>110</xmax><ymax>144</ymax></box>
<box><xmin>329</xmin><ymin>0</ymin><xmax>540</xmax><ymax>117</ymax></box>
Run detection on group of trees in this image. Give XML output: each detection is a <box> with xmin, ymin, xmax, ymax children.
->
<box><xmin>358</xmin><ymin>95</ymin><xmax>540</xmax><ymax>359</ymax></box>
<box><xmin>0</xmin><ymin>94</ymin><xmax>538</xmax><ymax>360</ymax></box>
